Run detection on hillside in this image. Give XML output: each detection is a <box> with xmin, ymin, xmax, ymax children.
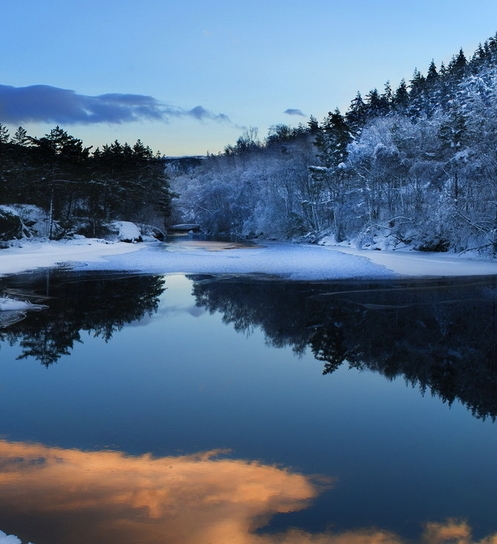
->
<box><xmin>169</xmin><ymin>33</ymin><xmax>497</xmax><ymax>256</ymax></box>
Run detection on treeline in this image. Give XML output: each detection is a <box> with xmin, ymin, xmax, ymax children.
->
<box><xmin>0</xmin><ymin>125</ymin><xmax>172</xmax><ymax>237</ymax></box>
<box><xmin>171</xmin><ymin>33</ymin><xmax>497</xmax><ymax>255</ymax></box>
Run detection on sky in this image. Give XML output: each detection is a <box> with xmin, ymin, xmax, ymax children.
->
<box><xmin>2</xmin><ymin>1</ymin><xmax>497</xmax><ymax>156</ymax></box>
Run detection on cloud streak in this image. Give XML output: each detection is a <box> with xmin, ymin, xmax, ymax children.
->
<box><xmin>0</xmin><ymin>84</ymin><xmax>232</xmax><ymax>126</ymax></box>
<box><xmin>284</xmin><ymin>108</ymin><xmax>305</xmax><ymax>117</ymax></box>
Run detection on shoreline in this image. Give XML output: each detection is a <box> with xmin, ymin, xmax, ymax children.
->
<box><xmin>1</xmin><ymin>238</ymin><xmax>497</xmax><ymax>280</ymax></box>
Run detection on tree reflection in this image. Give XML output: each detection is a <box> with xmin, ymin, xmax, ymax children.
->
<box><xmin>191</xmin><ymin>275</ymin><xmax>497</xmax><ymax>420</ymax></box>
<box><xmin>0</xmin><ymin>271</ymin><xmax>165</xmax><ymax>366</ymax></box>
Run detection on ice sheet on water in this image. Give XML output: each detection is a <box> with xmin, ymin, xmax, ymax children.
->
<box><xmin>2</xmin><ymin>238</ymin><xmax>497</xmax><ymax>279</ymax></box>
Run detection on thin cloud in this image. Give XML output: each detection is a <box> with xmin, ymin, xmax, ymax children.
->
<box><xmin>188</xmin><ymin>105</ymin><xmax>231</xmax><ymax>123</ymax></box>
<box><xmin>284</xmin><ymin>108</ymin><xmax>305</xmax><ymax>117</ymax></box>
<box><xmin>0</xmin><ymin>84</ymin><xmax>233</xmax><ymax>126</ymax></box>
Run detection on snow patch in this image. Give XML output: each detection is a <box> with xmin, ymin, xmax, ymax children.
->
<box><xmin>1</xmin><ymin>239</ymin><xmax>497</xmax><ymax>280</ymax></box>
<box><xmin>107</xmin><ymin>221</ymin><xmax>143</xmax><ymax>243</ymax></box>
<box><xmin>0</xmin><ymin>530</ymin><xmax>33</xmax><ymax>544</ymax></box>
<box><xmin>0</xmin><ymin>297</ymin><xmax>48</xmax><ymax>312</ymax></box>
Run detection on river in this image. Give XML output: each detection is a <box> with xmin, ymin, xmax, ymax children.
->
<box><xmin>0</xmin><ymin>265</ymin><xmax>496</xmax><ymax>543</ymax></box>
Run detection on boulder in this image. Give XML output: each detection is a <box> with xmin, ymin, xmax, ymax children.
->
<box><xmin>139</xmin><ymin>224</ymin><xmax>166</xmax><ymax>241</ymax></box>
<box><xmin>0</xmin><ymin>206</ymin><xmax>24</xmax><ymax>241</ymax></box>
<box><xmin>106</xmin><ymin>221</ymin><xmax>143</xmax><ymax>243</ymax></box>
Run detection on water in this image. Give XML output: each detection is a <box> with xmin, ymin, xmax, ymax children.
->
<box><xmin>0</xmin><ymin>266</ymin><xmax>496</xmax><ymax>544</ymax></box>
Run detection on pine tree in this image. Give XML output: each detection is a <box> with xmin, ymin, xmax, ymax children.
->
<box><xmin>447</xmin><ymin>48</ymin><xmax>468</xmax><ymax>80</ymax></box>
<box><xmin>346</xmin><ymin>92</ymin><xmax>367</xmax><ymax>136</ymax></box>
<box><xmin>0</xmin><ymin>123</ymin><xmax>9</xmax><ymax>144</ymax></box>
<box><xmin>426</xmin><ymin>60</ymin><xmax>439</xmax><ymax>85</ymax></box>
<box><xmin>408</xmin><ymin>69</ymin><xmax>427</xmax><ymax>117</ymax></box>
<box><xmin>393</xmin><ymin>79</ymin><xmax>410</xmax><ymax>112</ymax></box>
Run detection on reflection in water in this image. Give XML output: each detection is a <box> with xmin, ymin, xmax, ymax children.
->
<box><xmin>2</xmin><ymin>271</ymin><xmax>497</xmax><ymax>420</ymax></box>
<box><xmin>0</xmin><ymin>272</ymin><xmax>165</xmax><ymax>366</ymax></box>
<box><xmin>192</xmin><ymin>276</ymin><xmax>497</xmax><ymax>420</ymax></box>
<box><xmin>0</xmin><ymin>439</ymin><xmax>494</xmax><ymax>544</ymax></box>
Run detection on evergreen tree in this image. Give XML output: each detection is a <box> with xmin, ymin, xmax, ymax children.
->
<box><xmin>345</xmin><ymin>92</ymin><xmax>367</xmax><ymax>136</ymax></box>
<box><xmin>0</xmin><ymin>123</ymin><xmax>9</xmax><ymax>144</ymax></box>
<box><xmin>12</xmin><ymin>126</ymin><xmax>28</xmax><ymax>146</ymax></box>
<box><xmin>393</xmin><ymin>79</ymin><xmax>410</xmax><ymax>112</ymax></box>
<box><xmin>426</xmin><ymin>60</ymin><xmax>439</xmax><ymax>85</ymax></box>
<box><xmin>447</xmin><ymin>48</ymin><xmax>468</xmax><ymax>80</ymax></box>
<box><xmin>408</xmin><ymin>69</ymin><xmax>427</xmax><ymax>116</ymax></box>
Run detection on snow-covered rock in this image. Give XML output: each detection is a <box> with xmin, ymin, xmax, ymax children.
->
<box><xmin>106</xmin><ymin>221</ymin><xmax>143</xmax><ymax>243</ymax></box>
<box><xmin>0</xmin><ymin>206</ymin><xmax>24</xmax><ymax>241</ymax></box>
<box><xmin>11</xmin><ymin>204</ymin><xmax>50</xmax><ymax>237</ymax></box>
<box><xmin>139</xmin><ymin>223</ymin><xmax>166</xmax><ymax>241</ymax></box>
<box><xmin>0</xmin><ymin>204</ymin><xmax>54</xmax><ymax>245</ymax></box>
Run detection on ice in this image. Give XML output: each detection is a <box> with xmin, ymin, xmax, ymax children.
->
<box><xmin>0</xmin><ymin>298</ymin><xmax>48</xmax><ymax>311</ymax></box>
<box><xmin>1</xmin><ymin>238</ymin><xmax>497</xmax><ymax>280</ymax></box>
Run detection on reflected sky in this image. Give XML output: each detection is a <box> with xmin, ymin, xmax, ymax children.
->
<box><xmin>1</xmin><ymin>273</ymin><xmax>497</xmax><ymax>542</ymax></box>
<box><xmin>0</xmin><ymin>439</ymin><xmax>495</xmax><ymax>544</ymax></box>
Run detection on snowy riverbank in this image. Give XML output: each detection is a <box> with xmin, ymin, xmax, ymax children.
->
<box><xmin>2</xmin><ymin>238</ymin><xmax>497</xmax><ymax>280</ymax></box>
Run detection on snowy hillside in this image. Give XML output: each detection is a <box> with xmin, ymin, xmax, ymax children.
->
<box><xmin>169</xmin><ymin>35</ymin><xmax>497</xmax><ymax>257</ymax></box>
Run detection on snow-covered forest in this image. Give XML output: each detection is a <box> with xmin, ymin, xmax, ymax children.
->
<box><xmin>170</xmin><ymin>34</ymin><xmax>497</xmax><ymax>255</ymax></box>
<box><xmin>0</xmin><ymin>127</ymin><xmax>172</xmax><ymax>240</ymax></box>
<box><xmin>4</xmin><ymin>35</ymin><xmax>497</xmax><ymax>255</ymax></box>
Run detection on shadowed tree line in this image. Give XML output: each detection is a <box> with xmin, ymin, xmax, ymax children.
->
<box><xmin>0</xmin><ymin>125</ymin><xmax>173</xmax><ymax>237</ymax></box>
<box><xmin>190</xmin><ymin>275</ymin><xmax>497</xmax><ymax>421</ymax></box>
<box><xmin>0</xmin><ymin>271</ymin><xmax>166</xmax><ymax>366</ymax></box>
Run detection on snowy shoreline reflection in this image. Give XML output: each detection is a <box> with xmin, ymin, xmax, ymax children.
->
<box><xmin>0</xmin><ymin>439</ymin><xmax>494</xmax><ymax>544</ymax></box>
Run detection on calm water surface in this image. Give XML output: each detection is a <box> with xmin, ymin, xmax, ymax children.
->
<box><xmin>0</xmin><ymin>263</ymin><xmax>496</xmax><ymax>543</ymax></box>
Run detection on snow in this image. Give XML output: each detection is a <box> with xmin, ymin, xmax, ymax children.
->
<box><xmin>327</xmin><ymin>245</ymin><xmax>497</xmax><ymax>277</ymax></box>
<box><xmin>108</xmin><ymin>220</ymin><xmax>142</xmax><ymax>242</ymax></box>
<box><xmin>0</xmin><ymin>239</ymin><xmax>143</xmax><ymax>276</ymax></box>
<box><xmin>0</xmin><ymin>530</ymin><xmax>32</xmax><ymax>544</ymax></box>
<box><xmin>2</xmin><ymin>238</ymin><xmax>497</xmax><ymax>280</ymax></box>
<box><xmin>0</xmin><ymin>298</ymin><xmax>47</xmax><ymax>311</ymax></box>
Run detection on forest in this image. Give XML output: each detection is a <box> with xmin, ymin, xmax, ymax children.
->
<box><xmin>170</xmin><ymin>33</ymin><xmax>497</xmax><ymax>255</ymax></box>
<box><xmin>0</xmin><ymin>126</ymin><xmax>172</xmax><ymax>240</ymax></box>
<box><xmin>4</xmin><ymin>34</ymin><xmax>497</xmax><ymax>254</ymax></box>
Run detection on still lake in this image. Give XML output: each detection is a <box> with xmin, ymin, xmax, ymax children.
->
<box><xmin>0</xmin><ymin>259</ymin><xmax>497</xmax><ymax>543</ymax></box>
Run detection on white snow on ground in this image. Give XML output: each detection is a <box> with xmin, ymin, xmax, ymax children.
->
<box><xmin>0</xmin><ymin>239</ymin><xmax>142</xmax><ymax>276</ymax></box>
<box><xmin>324</xmin><ymin>245</ymin><xmax>497</xmax><ymax>277</ymax></box>
<box><xmin>1</xmin><ymin>238</ymin><xmax>497</xmax><ymax>280</ymax></box>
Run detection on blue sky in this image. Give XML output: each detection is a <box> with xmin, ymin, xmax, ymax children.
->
<box><xmin>2</xmin><ymin>0</ymin><xmax>497</xmax><ymax>156</ymax></box>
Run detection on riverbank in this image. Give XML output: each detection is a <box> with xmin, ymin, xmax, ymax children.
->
<box><xmin>2</xmin><ymin>238</ymin><xmax>497</xmax><ymax>279</ymax></box>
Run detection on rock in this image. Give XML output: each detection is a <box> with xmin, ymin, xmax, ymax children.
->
<box><xmin>106</xmin><ymin>221</ymin><xmax>143</xmax><ymax>243</ymax></box>
<box><xmin>0</xmin><ymin>206</ymin><xmax>24</xmax><ymax>241</ymax></box>
<box><xmin>139</xmin><ymin>224</ymin><xmax>166</xmax><ymax>241</ymax></box>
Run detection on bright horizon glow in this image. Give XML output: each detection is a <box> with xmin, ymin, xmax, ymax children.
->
<box><xmin>2</xmin><ymin>1</ymin><xmax>497</xmax><ymax>155</ymax></box>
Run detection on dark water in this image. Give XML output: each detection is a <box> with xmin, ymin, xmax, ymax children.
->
<box><xmin>0</xmin><ymin>269</ymin><xmax>497</xmax><ymax>544</ymax></box>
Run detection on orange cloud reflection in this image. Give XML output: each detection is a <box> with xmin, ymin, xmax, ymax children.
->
<box><xmin>0</xmin><ymin>440</ymin><xmax>496</xmax><ymax>544</ymax></box>
<box><xmin>0</xmin><ymin>440</ymin><xmax>329</xmax><ymax>544</ymax></box>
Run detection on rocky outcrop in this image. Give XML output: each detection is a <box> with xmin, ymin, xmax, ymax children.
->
<box><xmin>0</xmin><ymin>206</ymin><xmax>24</xmax><ymax>241</ymax></box>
